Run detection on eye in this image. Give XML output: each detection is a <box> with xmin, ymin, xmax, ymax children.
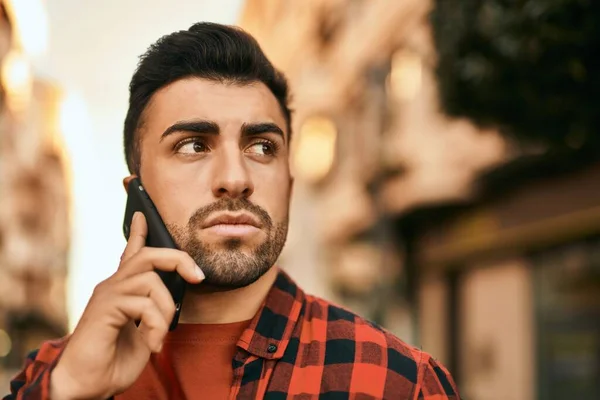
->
<box><xmin>246</xmin><ymin>141</ymin><xmax>278</xmax><ymax>157</ymax></box>
<box><xmin>175</xmin><ymin>138</ymin><xmax>209</xmax><ymax>155</ymax></box>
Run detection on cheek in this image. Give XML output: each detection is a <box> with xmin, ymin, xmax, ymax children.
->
<box><xmin>141</xmin><ymin>160</ymin><xmax>212</xmax><ymax>227</ymax></box>
<box><xmin>252</xmin><ymin>165</ymin><xmax>291</xmax><ymax>221</ymax></box>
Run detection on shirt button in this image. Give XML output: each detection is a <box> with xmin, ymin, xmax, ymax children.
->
<box><xmin>267</xmin><ymin>344</ymin><xmax>277</xmax><ymax>354</ymax></box>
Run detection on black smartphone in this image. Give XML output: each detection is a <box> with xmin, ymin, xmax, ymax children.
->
<box><xmin>123</xmin><ymin>177</ymin><xmax>186</xmax><ymax>331</ymax></box>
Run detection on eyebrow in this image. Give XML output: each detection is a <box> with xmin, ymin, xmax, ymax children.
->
<box><xmin>160</xmin><ymin>119</ymin><xmax>285</xmax><ymax>143</ymax></box>
<box><xmin>160</xmin><ymin>120</ymin><xmax>220</xmax><ymax>141</ymax></box>
<box><xmin>241</xmin><ymin>122</ymin><xmax>285</xmax><ymax>143</ymax></box>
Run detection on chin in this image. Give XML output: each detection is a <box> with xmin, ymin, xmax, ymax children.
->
<box><xmin>187</xmin><ymin>242</ymin><xmax>275</xmax><ymax>291</ymax></box>
<box><xmin>190</xmin><ymin>265</ymin><xmax>269</xmax><ymax>291</ymax></box>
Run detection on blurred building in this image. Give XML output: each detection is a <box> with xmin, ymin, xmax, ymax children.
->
<box><xmin>240</xmin><ymin>1</ymin><xmax>600</xmax><ymax>399</ymax></box>
<box><xmin>0</xmin><ymin>0</ymin><xmax>69</xmax><ymax>388</ymax></box>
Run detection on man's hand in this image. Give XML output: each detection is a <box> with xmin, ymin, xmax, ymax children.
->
<box><xmin>50</xmin><ymin>212</ymin><xmax>204</xmax><ymax>400</ymax></box>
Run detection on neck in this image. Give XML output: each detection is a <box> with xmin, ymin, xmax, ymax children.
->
<box><xmin>179</xmin><ymin>266</ymin><xmax>278</xmax><ymax>324</ymax></box>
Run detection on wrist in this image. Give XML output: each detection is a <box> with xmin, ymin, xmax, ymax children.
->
<box><xmin>50</xmin><ymin>363</ymin><xmax>95</xmax><ymax>400</ymax></box>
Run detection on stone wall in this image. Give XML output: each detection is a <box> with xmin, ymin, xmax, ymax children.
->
<box><xmin>0</xmin><ymin>0</ymin><xmax>69</xmax><ymax>385</ymax></box>
<box><xmin>238</xmin><ymin>0</ymin><xmax>505</xmax><ymax>326</ymax></box>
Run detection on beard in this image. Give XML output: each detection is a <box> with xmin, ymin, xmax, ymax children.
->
<box><xmin>167</xmin><ymin>197</ymin><xmax>288</xmax><ymax>290</ymax></box>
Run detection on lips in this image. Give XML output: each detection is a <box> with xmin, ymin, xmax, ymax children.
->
<box><xmin>201</xmin><ymin>213</ymin><xmax>262</xmax><ymax>229</ymax></box>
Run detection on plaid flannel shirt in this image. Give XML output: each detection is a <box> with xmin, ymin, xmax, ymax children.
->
<box><xmin>5</xmin><ymin>270</ymin><xmax>460</xmax><ymax>399</ymax></box>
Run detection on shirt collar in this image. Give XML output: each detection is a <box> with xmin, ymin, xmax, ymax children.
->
<box><xmin>236</xmin><ymin>268</ymin><xmax>305</xmax><ymax>360</ymax></box>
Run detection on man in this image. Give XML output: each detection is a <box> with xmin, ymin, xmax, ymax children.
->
<box><xmin>5</xmin><ymin>23</ymin><xmax>460</xmax><ymax>399</ymax></box>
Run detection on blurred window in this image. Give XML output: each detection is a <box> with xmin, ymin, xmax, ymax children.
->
<box><xmin>533</xmin><ymin>237</ymin><xmax>600</xmax><ymax>399</ymax></box>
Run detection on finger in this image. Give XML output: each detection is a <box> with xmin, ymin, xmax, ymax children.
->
<box><xmin>113</xmin><ymin>271</ymin><xmax>176</xmax><ymax>325</ymax></box>
<box><xmin>120</xmin><ymin>212</ymin><xmax>148</xmax><ymax>264</ymax></box>
<box><xmin>116</xmin><ymin>247</ymin><xmax>205</xmax><ymax>284</ymax></box>
<box><xmin>112</xmin><ymin>295</ymin><xmax>168</xmax><ymax>353</ymax></box>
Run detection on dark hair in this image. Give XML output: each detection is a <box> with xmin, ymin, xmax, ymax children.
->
<box><xmin>123</xmin><ymin>22</ymin><xmax>292</xmax><ymax>174</ymax></box>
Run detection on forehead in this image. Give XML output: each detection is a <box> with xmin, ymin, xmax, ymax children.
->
<box><xmin>142</xmin><ymin>77</ymin><xmax>287</xmax><ymax>137</ymax></box>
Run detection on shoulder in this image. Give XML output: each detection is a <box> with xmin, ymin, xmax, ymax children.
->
<box><xmin>303</xmin><ymin>294</ymin><xmax>420</xmax><ymax>367</ymax></box>
<box><xmin>303</xmin><ymin>295</ymin><xmax>414</xmax><ymax>344</ymax></box>
<box><xmin>301</xmin><ymin>295</ymin><xmax>460</xmax><ymax>398</ymax></box>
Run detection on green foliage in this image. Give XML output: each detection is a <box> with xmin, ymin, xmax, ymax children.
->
<box><xmin>430</xmin><ymin>0</ymin><xmax>600</xmax><ymax>151</ymax></box>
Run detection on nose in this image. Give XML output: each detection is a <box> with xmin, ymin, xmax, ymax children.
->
<box><xmin>211</xmin><ymin>146</ymin><xmax>254</xmax><ymax>199</ymax></box>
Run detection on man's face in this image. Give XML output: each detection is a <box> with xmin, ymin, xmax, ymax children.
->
<box><xmin>134</xmin><ymin>78</ymin><xmax>291</xmax><ymax>289</ymax></box>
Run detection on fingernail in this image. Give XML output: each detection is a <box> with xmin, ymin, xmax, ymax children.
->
<box><xmin>133</xmin><ymin>212</ymin><xmax>140</xmax><ymax>224</ymax></box>
<box><xmin>195</xmin><ymin>265</ymin><xmax>205</xmax><ymax>280</ymax></box>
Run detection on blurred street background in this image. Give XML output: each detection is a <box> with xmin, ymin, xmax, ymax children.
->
<box><xmin>0</xmin><ymin>1</ymin><xmax>599</xmax><ymax>399</ymax></box>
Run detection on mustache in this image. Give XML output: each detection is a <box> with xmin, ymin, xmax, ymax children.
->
<box><xmin>188</xmin><ymin>198</ymin><xmax>273</xmax><ymax>230</ymax></box>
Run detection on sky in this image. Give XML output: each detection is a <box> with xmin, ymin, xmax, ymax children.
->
<box><xmin>34</xmin><ymin>0</ymin><xmax>244</xmax><ymax>329</ymax></box>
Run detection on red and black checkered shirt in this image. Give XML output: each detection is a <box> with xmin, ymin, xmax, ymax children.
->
<box><xmin>5</xmin><ymin>270</ymin><xmax>460</xmax><ymax>399</ymax></box>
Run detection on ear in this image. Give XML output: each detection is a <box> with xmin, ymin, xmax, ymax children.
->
<box><xmin>122</xmin><ymin>175</ymin><xmax>138</xmax><ymax>192</ymax></box>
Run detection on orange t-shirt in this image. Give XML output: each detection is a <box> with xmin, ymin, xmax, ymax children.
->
<box><xmin>116</xmin><ymin>320</ymin><xmax>251</xmax><ymax>400</ymax></box>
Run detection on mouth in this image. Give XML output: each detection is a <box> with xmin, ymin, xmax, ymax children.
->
<box><xmin>201</xmin><ymin>213</ymin><xmax>262</xmax><ymax>238</ymax></box>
